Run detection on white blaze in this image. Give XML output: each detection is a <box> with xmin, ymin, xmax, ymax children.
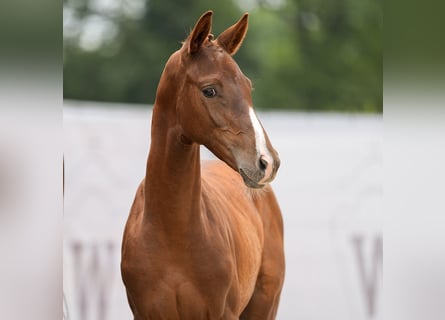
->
<box><xmin>248</xmin><ymin>107</ymin><xmax>273</xmax><ymax>181</ymax></box>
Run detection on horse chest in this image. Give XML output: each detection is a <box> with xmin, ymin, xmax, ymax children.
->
<box><xmin>128</xmin><ymin>253</ymin><xmax>238</xmax><ymax>319</ymax></box>
<box><xmin>123</xmin><ymin>230</ymin><xmax>250</xmax><ymax>317</ymax></box>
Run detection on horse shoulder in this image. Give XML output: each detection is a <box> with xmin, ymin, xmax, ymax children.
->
<box><xmin>201</xmin><ymin>161</ymin><xmax>266</xmax><ymax>309</ymax></box>
<box><xmin>200</xmin><ymin>160</ymin><xmax>263</xmax><ymax>231</ymax></box>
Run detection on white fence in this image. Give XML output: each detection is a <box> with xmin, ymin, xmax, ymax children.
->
<box><xmin>64</xmin><ymin>102</ymin><xmax>382</xmax><ymax>320</ymax></box>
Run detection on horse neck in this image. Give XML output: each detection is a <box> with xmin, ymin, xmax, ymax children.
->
<box><xmin>143</xmin><ymin>63</ymin><xmax>202</xmax><ymax>234</ymax></box>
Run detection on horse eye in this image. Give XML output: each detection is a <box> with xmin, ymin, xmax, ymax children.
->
<box><xmin>202</xmin><ymin>87</ymin><xmax>217</xmax><ymax>98</ymax></box>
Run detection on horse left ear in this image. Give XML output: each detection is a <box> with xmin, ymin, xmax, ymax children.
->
<box><xmin>188</xmin><ymin>11</ymin><xmax>213</xmax><ymax>55</ymax></box>
<box><xmin>217</xmin><ymin>13</ymin><xmax>249</xmax><ymax>56</ymax></box>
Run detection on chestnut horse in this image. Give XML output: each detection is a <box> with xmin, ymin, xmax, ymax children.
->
<box><xmin>121</xmin><ymin>11</ymin><xmax>285</xmax><ymax>319</ymax></box>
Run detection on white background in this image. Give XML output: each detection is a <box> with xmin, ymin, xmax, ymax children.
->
<box><xmin>64</xmin><ymin>101</ymin><xmax>382</xmax><ymax>320</ymax></box>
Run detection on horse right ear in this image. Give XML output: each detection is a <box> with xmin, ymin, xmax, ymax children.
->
<box><xmin>188</xmin><ymin>11</ymin><xmax>213</xmax><ymax>55</ymax></box>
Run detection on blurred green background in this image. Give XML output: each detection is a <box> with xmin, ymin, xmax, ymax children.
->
<box><xmin>63</xmin><ymin>0</ymin><xmax>382</xmax><ymax>112</ymax></box>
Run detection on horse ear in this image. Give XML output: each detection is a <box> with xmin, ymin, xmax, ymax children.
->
<box><xmin>188</xmin><ymin>11</ymin><xmax>213</xmax><ymax>55</ymax></box>
<box><xmin>217</xmin><ymin>13</ymin><xmax>248</xmax><ymax>56</ymax></box>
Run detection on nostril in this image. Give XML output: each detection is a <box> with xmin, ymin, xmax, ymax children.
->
<box><xmin>259</xmin><ymin>156</ymin><xmax>268</xmax><ymax>172</ymax></box>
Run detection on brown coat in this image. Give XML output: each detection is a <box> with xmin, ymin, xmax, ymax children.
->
<box><xmin>121</xmin><ymin>11</ymin><xmax>285</xmax><ymax>319</ymax></box>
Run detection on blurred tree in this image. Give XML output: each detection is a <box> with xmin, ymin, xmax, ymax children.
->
<box><xmin>63</xmin><ymin>0</ymin><xmax>382</xmax><ymax>112</ymax></box>
<box><xmin>287</xmin><ymin>0</ymin><xmax>382</xmax><ymax>111</ymax></box>
<box><xmin>64</xmin><ymin>0</ymin><xmax>247</xmax><ymax>104</ymax></box>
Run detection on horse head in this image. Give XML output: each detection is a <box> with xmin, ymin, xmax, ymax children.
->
<box><xmin>161</xmin><ymin>11</ymin><xmax>280</xmax><ymax>189</ymax></box>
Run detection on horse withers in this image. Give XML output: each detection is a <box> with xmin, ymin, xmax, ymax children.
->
<box><xmin>121</xmin><ymin>11</ymin><xmax>285</xmax><ymax>319</ymax></box>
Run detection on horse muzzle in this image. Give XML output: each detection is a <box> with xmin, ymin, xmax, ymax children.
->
<box><xmin>238</xmin><ymin>153</ymin><xmax>280</xmax><ymax>189</ymax></box>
